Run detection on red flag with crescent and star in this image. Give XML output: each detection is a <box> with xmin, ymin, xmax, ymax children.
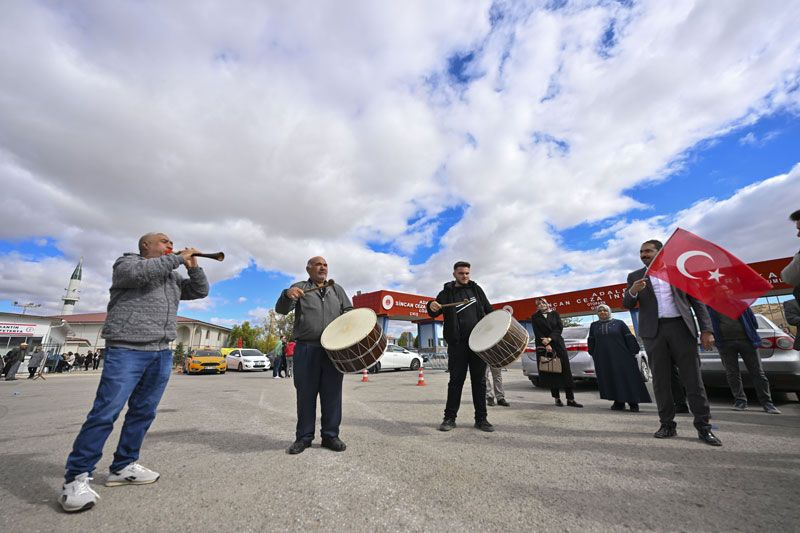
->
<box><xmin>645</xmin><ymin>228</ymin><xmax>773</xmax><ymax>319</ymax></box>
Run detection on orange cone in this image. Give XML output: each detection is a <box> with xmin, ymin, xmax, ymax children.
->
<box><xmin>416</xmin><ymin>365</ymin><xmax>426</xmax><ymax>386</ymax></box>
<box><xmin>361</xmin><ymin>368</ymin><xmax>369</xmax><ymax>382</ymax></box>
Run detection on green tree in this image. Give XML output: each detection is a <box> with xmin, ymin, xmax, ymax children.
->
<box><xmin>260</xmin><ymin>309</ymin><xmax>295</xmax><ymax>354</ymax></box>
<box><xmin>397</xmin><ymin>331</ymin><xmax>414</xmax><ymax>348</ymax></box>
<box><xmin>227</xmin><ymin>321</ymin><xmax>263</xmax><ymax>349</ymax></box>
<box><xmin>173</xmin><ymin>342</ymin><xmax>185</xmax><ymax>368</ymax></box>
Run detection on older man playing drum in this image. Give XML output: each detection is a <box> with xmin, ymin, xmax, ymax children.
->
<box><xmin>276</xmin><ymin>256</ymin><xmax>353</xmax><ymax>454</ymax></box>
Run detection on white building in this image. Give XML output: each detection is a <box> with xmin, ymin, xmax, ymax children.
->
<box><xmin>0</xmin><ymin>312</ymin><xmax>72</xmax><ymax>355</ymax></box>
<box><xmin>1</xmin><ymin>311</ymin><xmax>231</xmax><ymax>356</ymax></box>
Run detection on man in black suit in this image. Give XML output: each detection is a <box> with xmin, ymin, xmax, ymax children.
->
<box><xmin>624</xmin><ymin>239</ymin><xmax>722</xmax><ymax>446</ymax></box>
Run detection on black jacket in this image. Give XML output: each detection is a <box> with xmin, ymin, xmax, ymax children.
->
<box><xmin>783</xmin><ymin>299</ymin><xmax>800</xmax><ymax>351</ymax></box>
<box><xmin>623</xmin><ymin>267</ymin><xmax>711</xmax><ymax>339</ymax></box>
<box><xmin>426</xmin><ymin>281</ymin><xmax>493</xmax><ymax>345</ymax></box>
<box><xmin>530</xmin><ymin>310</ymin><xmax>566</xmax><ymax>349</ymax></box>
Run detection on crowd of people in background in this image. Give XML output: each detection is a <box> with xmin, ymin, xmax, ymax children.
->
<box><xmin>1</xmin><ymin>347</ymin><xmax>104</xmax><ymax>379</ymax></box>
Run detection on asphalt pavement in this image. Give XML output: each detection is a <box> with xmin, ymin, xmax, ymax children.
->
<box><xmin>1</xmin><ymin>365</ymin><xmax>798</xmax><ymax>532</ymax></box>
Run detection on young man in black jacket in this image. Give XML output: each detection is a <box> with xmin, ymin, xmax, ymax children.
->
<box><xmin>427</xmin><ymin>261</ymin><xmax>495</xmax><ymax>432</ymax></box>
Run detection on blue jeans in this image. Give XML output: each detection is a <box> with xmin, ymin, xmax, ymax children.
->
<box><xmin>64</xmin><ymin>347</ymin><xmax>172</xmax><ymax>482</ymax></box>
<box><xmin>273</xmin><ymin>355</ymin><xmax>285</xmax><ymax>377</ymax></box>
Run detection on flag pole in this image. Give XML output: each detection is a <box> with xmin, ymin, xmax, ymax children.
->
<box><xmin>643</xmin><ymin>227</ymin><xmax>679</xmax><ymax>277</ymax></box>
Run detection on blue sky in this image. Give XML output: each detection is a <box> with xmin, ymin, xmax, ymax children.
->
<box><xmin>558</xmin><ymin>110</ymin><xmax>800</xmax><ymax>252</ymax></box>
<box><xmin>1</xmin><ymin>1</ymin><xmax>799</xmax><ymax>337</ymax></box>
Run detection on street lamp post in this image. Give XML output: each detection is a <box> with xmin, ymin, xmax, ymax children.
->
<box><xmin>13</xmin><ymin>301</ymin><xmax>42</xmax><ymax>315</ymax></box>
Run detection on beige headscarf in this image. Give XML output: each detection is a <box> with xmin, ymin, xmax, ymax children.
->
<box><xmin>595</xmin><ymin>304</ymin><xmax>612</xmax><ymax>321</ymax></box>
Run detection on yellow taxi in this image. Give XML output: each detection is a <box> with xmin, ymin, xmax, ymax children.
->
<box><xmin>183</xmin><ymin>349</ymin><xmax>226</xmax><ymax>374</ymax></box>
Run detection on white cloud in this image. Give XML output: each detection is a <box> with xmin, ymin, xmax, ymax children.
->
<box><xmin>180</xmin><ymin>296</ymin><xmax>222</xmax><ymax>312</ymax></box>
<box><xmin>237</xmin><ymin>296</ymin><xmax>247</xmax><ymax>303</ymax></box>
<box><xmin>738</xmin><ymin>132</ymin><xmax>757</xmax><ymax>146</ymax></box>
<box><xmin>246</xmin><ymin>307</ymin><xmax>270</xmax><ymax>321</ymax></box>
<box><xmin>739</xmin><ymin>130</ymin><xmax>780</xmax><ymax>147</ymax></box>
<box><xmin>0</xmin><ymin>1</ymin><xmax>799</xmax><ymax>311</ymax></box>
<box><xmin>208</xmin><ymin>317</ymin><xmax>239</xmax><ymax>328</ymax></box>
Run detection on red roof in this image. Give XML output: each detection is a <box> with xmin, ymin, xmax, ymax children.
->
<box><xmin>47</xmin><ymin>312</ymin><xmax>231</xmax><ymax>331</ymax></box>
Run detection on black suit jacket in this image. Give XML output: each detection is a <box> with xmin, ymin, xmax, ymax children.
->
<box><xmin>623</xmin><ymin>267</ymin><xmax>711</xmax><ymax>340</ymax></box>
<box><xmin>783</xmin><ymin>299</ymin><xmax>800</xmax><ymax>351</ymax></box>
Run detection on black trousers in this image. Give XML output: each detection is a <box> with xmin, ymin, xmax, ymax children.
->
<box><xmin>444</xmin><ymin>342</ymin><xmax>487</xmax><ymax>422</ymax></box>
<box><xmin>719</xmin><ymin>340</ymin><xmax>772</xmax><ymax>405</ymax></box>
<box><xmin>551</xmin><ymin>387</ymin><xmax>575</xmax><ymax>400</ymax></box>
<box><xmin>293</xmin><ymin>343</ymin><xmax>343</xmax><ymax>443</ymax></box>
<box><xmin>671</xmin><ymin>365</ymin><xmax>687</xmax><ymax>406</ymax></box>
<box><xmin>642</xmin><ymin>318</ymin><xmax>711</xmax><ymax>430</ymax></box>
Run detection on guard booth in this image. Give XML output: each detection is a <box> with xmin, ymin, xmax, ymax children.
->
<box><xmin>352</xmin><ymin>256</ymin><xmax>796</xmax><ymax>370</ymax></box>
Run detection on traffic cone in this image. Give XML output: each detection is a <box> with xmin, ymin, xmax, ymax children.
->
<box><xmin>416</xmin><ymin>365</ymin><xmax>426</xmax><ymax>386</ymax></box>
<box><xmin>361</xmin><ymin>368</ymin><xmax>369</xmax><ymax>382</ymax></box>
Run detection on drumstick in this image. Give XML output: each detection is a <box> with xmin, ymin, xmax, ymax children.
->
<box><xmin>437</xmin><ymin>299</ymin><xmax>470</xmax><ymax>308</ymax></box>
<box><xmin>302</xmin><ymin>279</ymin><xmax>335</xmax><ymax>295</ymax></box>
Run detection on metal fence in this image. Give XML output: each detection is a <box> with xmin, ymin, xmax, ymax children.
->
<box><xmin>420</xmin><ymin>348</ymin><xmax>449</xmax><ymax>371</ymax></box>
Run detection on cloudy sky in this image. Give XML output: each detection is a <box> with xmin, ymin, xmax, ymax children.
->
<box><xmin>1</xmin><ymin>0</ymin><xmax>799</xmax><ymax>331</ymax></box>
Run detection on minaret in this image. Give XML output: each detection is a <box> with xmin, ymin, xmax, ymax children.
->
<box><xmin>61</xmin><ymin>257</ymin><xmax>83</xmax><ymax>315</ymax></box>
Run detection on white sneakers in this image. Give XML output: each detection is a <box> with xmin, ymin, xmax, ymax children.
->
<box><xmin>105</xmin><ymin>462</ymin><xmax>160</xmax><ymax>486</ymax></box>
<box><xmin>60</xmin><ymin>473</ymin><xmax>100</xmax><ymax>513</ymax></box>
<box><xmin>59</xmin><ymin>463</ymin><xmax>160</xmax><ymax>512</ymax></box>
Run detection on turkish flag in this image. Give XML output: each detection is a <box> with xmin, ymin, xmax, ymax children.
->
<box><xmin>236</xmin><ymin>337</ymin><xmax>243</xmax><ymax>348</ymax></box>
<box><xmin>646</xmin><ymin>228</ymin><xmax>772</xmax><ymax>319</ymax></box>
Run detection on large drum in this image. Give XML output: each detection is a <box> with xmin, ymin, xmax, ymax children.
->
<box><xmin>321</xmin><ymin>308</ymin><xmax>388</xmax><ymax>373</ymax></box>
<box><xmin>468</xmin><ymin>310</ymin><xmax>529</xmax><ymax>368</ymax></box>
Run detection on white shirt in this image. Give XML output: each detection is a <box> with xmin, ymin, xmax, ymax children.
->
<box><xmin>648</xmin><ymin>276</ymin><xmax>681</xmax><ymax>318</ymax></box>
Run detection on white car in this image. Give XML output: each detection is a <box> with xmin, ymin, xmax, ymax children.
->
<box><xmin>369</xmin><ymin>344</ymin><xmax>423</xmax><ymax>373</ymax></box>
<box><xmin>225</xmin><ymin>348</ymin><xmax>270</xmax><ymax>372</ymax></box>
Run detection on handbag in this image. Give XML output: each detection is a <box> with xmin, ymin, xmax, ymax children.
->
<box><xmin>538</xmin><ymin>349</ymin><xmax>562</xmax><ymax>374</ymax></box>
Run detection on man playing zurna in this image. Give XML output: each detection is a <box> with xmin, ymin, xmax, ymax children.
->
<box><xmin>60</xmin><ymin>232</ymin><xmax>208</xmax><ymax>512</ymax></box>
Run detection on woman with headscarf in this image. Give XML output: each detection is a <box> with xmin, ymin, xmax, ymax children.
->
<box><xmin>587</xmin><ymin>304</ymin><xmax>651</xmax><ymax>412</ymax></box>
<box><xmin>530</xmin><ymin>298</ymin><xmax>582</xmax><ymax>407</ymax></box>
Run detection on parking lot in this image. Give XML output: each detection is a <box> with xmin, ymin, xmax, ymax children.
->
<box><xmin>1</xmin><ymin>366</ymin><xmax>799</xmax><ymax>532</ymax></box>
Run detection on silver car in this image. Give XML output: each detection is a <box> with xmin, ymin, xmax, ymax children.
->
<box><xmin>522</xmin><ymin>315</ymin><xmax>800</xmax><ymax>396</ymax></box>
<box><xmin>699</xmin><ymin>313</ymin><xmax>800</xmax><ymax>394</ymax></box>
<box><xmin>522</xmin><ymin>326</ymin><xmax>652</xmax><ymax>388</ymax></box>
<box><xmin>522</xmin><ymin>326</ymin><xmax>595</xmax><ymax>387</ymax></box>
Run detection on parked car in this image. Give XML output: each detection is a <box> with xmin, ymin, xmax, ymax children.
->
<box><xmin>522</xmin><ymin>314</ymin><xmax>799</xmax><ymax>395</ymax></box>
<box><xmin>183</xmin><ymin>349</ymin><xmax>226</xmax><ymax>374</ymax></box>
<box><xmin>225</xmin><ymin>348</ymin><xmax>270</xmax><ymax>371</ymax></box>
<box><xmin>699</xmin><ymin>313</ymin><xmax>799</xmax><ymax>394</ymax></box>
<box><xmin>522</xmin><ymin>326</ymin><xmax>652</xmax><ymax>388</ymax></box>
<box><xmin>368</xmin><ymin>344</ymin><xmax>422</xmax><ymax>373</ymax></box>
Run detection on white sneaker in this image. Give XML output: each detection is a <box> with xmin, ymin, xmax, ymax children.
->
<box><xmin>273</xmin><ymin>375</ymin><xmax>280</xmax><ymax>379</ymax></box>
<box><xmin>105</xmin><ymin>463</ymin><xmax>160</xmax><ymax>486</ymax></box>
<box><xmin>60</xmin><ymin>473</ymin><xmax>99</xmax><ymax>512</ymax></box>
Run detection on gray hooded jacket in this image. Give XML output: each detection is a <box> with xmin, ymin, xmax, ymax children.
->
<box><xmin>101</xmin><ymin>253</ymin><xmax>209</xmax><ymax>351</ymax></box>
